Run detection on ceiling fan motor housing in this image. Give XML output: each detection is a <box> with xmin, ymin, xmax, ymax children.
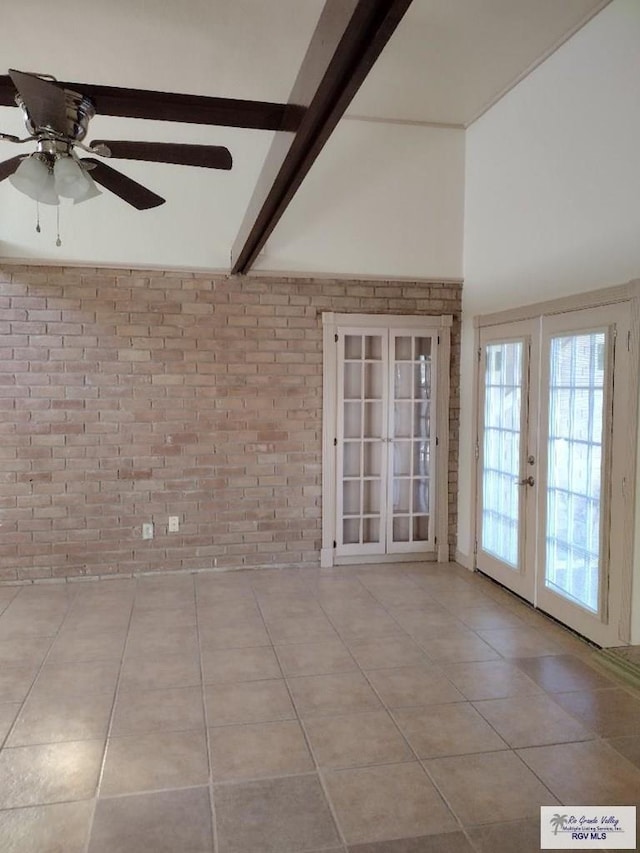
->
<box><xmin>15</xmin><ymin>86</ymin><xmax>95</xmax><ymax>141</ymax></box>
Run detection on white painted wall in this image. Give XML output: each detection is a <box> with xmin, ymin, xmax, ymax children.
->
<box><xmin>459</xmin><ymin>0</ymin><xmax>640</xmax><ymax>640</ymax></box>
<box><xmin>255</xmin><ymin>119</ymin><xmax>465</xmax><ymax>281</ymax></box>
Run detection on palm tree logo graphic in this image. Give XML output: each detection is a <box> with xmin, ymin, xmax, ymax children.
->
<box><xmin>550</xmin><ymin>814</ymin><xmax>569</xmax><ymax>835</ymax></box>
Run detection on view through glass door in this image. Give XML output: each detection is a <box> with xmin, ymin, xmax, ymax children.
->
<box><xmin>476</xmin><ymin>305</ymin><xmax>630</xmax><ymax>646</ymax></box>
<box><xmin>476</xmin><ymin>321</ymin><xmax>538</xmax><ymax>601</ymax></box>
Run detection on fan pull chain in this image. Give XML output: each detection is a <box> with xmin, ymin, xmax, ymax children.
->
<box><xmin>56</xmin><ymin>206</ymin><xmax>62</xmax><ymax>247</ymax></box>
<box><xmin>35</xmin><ymin>202</ymin><xmax>41</xmax><ymax>234</ymax></box>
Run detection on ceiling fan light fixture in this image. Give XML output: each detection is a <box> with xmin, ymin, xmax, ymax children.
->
<box><xmin>53</xmin><ymin>155</ymin><xmax>93</xmax><ymax>201</ymax></box>
<box><xmin>9</xmin><ymin>154</ymin><xmax>59</xmax><ymax>205</ymax></box>
<box><xmin>72</xmin><ymin>171</ymin><xmax>101</xmax><ymax>204</ymax></box>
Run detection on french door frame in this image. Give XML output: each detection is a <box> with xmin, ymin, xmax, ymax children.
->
<box><xmin>471</xmin><ymin>280</ymin><xmax>640</xmax><ymax>647</ymax></box>
<box><xmin>322</xmin><ymin>312</ymin><xmax>452</xmax><ymax>568</ymax></box>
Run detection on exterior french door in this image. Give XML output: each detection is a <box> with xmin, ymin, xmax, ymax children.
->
<box><xmin>476</xmin><ymin>320</ymin><xmax>538</xmax><ymax>601</ymax></box>
<box><xmin>476</xmin><ymin>304</ymin><xmax>631</xmax><ymax>646</ymax></box>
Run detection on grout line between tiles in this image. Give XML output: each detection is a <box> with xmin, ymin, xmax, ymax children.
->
<box><xmin>80</xmin><ymin>582</ymin><xmax>136</xmax><ymax>853</ymax></box>
<box><xmin>251</xmin><ymin>582</ymin><xmax>350</xmax><ymax>851</ymax></box>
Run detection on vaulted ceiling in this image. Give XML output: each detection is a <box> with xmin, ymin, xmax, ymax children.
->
<box><xmin>0</xmin><ymin>0</ymin><xmax>610</xmax><ymax>276</ymax></box>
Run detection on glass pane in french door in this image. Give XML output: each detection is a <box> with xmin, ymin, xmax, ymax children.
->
<box><xmin>389</xmin><ymin>333</ymin><xmax>435</xmax><ymax>548</ymax></box>
<box><xmin>338</xmin><ymin>332</ymin><xmax>386</xmax><ymax>550</ymax></box>
<box><xmin>482</xmin><ymin>341</ymin><xmax>523</xmax><ymax>567</ymax></box>
<box><xmin>545</xmin><ymin>331</ymin><xmax>605</xmax><ymax>612</ymax></box>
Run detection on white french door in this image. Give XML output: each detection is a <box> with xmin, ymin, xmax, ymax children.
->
<box><xmin>476</xmin><ymin>303</ymin><xmax>631</xmax><ymax>646</ymax></box>
<box><xmin>476</xmin><ymin>320</ymin><xmax>538</xmax><ymax>601</ymax></box>
<box><xmin>322</xmin><ymin>313</ymin><xmax>452</xmax><ymax>567</ymax></box>
<box><xmin>336</xmin><ymin>327</ymin><xmax>438</xmax><ymax>556</ymax></box>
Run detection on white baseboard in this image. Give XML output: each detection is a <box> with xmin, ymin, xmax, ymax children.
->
<box><xmin>455</xmin><ymin>549</ymin><xmax>474</xmax><ymax>571</ymax></box>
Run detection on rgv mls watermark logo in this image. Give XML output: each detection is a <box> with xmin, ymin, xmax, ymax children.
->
<box><xmin>540</xmin><ymin>807</ymin><xmax>636</xmax><ymax>849</ymax></box>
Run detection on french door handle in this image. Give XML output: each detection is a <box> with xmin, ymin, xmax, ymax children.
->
<box><xmin>518</xmin><ymin>475</ymin><xmax>535</xmax><ymax>487</ymax></box>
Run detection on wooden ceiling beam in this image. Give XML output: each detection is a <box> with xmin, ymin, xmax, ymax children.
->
<box><xmin>230</xmin><ymin>0</ymin><xmax>413</xmax><ymax>275</ymax></box>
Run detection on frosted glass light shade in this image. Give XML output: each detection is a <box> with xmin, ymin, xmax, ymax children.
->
<box><xmin>9</xmin><ymin>156</ymin><xmax>59</xmax><ymax>205</ymax></box>
<box><xmin>54</xmin><ymin>156</ymin><xmax>94</xmax><ymax>201</ymax></box>
<box><xmin>72</xmin><ymin>172</ymin><xmax>101</xmax><ymax>204</ymax></box>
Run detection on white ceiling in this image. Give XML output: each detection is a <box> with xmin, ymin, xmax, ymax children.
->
<box><xmin>0</xmin><ymin>0</ymin><xmax>613</xmax><ymax>273</ymax></box>
<box><xmin>350</xmin><ymin>0</ymin><xmax>611</xmax><ymax>126</ymax></box>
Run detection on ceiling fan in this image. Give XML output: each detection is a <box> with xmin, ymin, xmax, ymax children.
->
<box><xmin>0</xmin><ymin>69</ymin><xmax>236</xmax><ymax>210</ymax></box>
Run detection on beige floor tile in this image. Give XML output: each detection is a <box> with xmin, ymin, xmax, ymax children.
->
<box><xmin>478</xmin><ymin>627</ymin><xmax>564</xmax><ymax>658</ymax></box>
<box><xmin>134</xmin><ymin>577</ymin><xmax>195</xmax><ymax>611</ymax></box>
<box><xmin>0</xmin><ymin>665</ymin><xmax>39</xmax><ymax>704</ymax></box>
<box><xmin>195</xmin><ymin>585</ymin><xmax>255</xmax><ymax>609</ymax></box>
<box><xmin>275</xmin><ymin>640</ymin><xmax>357</xmax><ymax>677</ymax></box>
<box><xmin>419</xmin><ymin>628</ymin><xmax>501</xmax><ymax>663</ymax></box>
<box><xmin>259</xmin><ymin>598</ymin><xmax>326</xmax><ymax>621</ymax></box>
<box><xmin>424</xmin><ymin>751</ymin><xmax>559</xmax><ymax>825</ymax></box>
<box><xmin>394</xmin><ymin>702</ymin><xmax>507</xmax><ymax>757</ymax></box>
<box><xmin>0</xmin><ymin>636</ymin><xmax>53</xmax><ymax>668</ymax></box>
<box><xmin>365</xmin><ymin>666</ymin><xmax>464</xmax><ymax>708</ymax></box>
<box><xmin>0</xmin><ymin>587</ymin><xmax>19</xmax><ymax>612</ymax></box>
<box><xmin>324</xmin><ymin>762</ymin><xmax>457</xmax><ymax>844</ymax></box>
<box><xmin>514</xmin><ymin>653</ymin><xmax>616</xmax><ymax>692</ymax></box>
<box><xmin>214</xmin><ymin>773</ymin><xmax>340</xmax><ymax>853</ymax></box>
<box><xmin>348</xmin><ymin>835</ymin><xmax>474</xmax><ymax>853</ymax></box>
<box><xmin>205</xmin><ymin>679</ymin><xmax>295</xmax><ymax>726</ymax></box>
<box><xmin>125</xmin><ymin>625</ymin><xmax>199</xmax><ymax>658</ymax></box>
<box><xmin>473</xmin><ymin>693</ymin><xmax>595</xmax><ymax>748</ymax></box>
<box><xmin>197</xmin><ymin>600</ymin><xmax>262</xmax><ymax>626</ymax></box>
<box><xmin>607</xmin><ymin>734</ymin><xmax>640</xmax><ymax>770</ymax></box>
<box><xmin>517</xmin><ymin>739</ymin><xmax>640</xmax><ymax>804</ymax></box>
<box><xmin>0</xmin><ymin>702</ymin><xmax>20</xmax><ymax>741</ymax></box>
<box><xmin>0</xmin><ymin>740</ymin><xmax>103</xmax><ymax>808</ymax></box>
<box><xmin>389</xmin><ymin>608</ymin><xmax>463</xmax><ymax>639</ymax></box>
<box><xmin>47</xmin><ymin>630</ymin><xmax>126</xmax><ymax>663</ymax></box>
<box><xmin>100</xmin><ymin>729</ymin><xmax>209</xmax><ymax>796</ymax></box>
<box><xmin>455</xmin><ymin>606</ymin><xmax>526</xmax><ymax>631</ymax></box>
<box><xmin>0</xmin><ymin>800</ymin><xmax>93</xmax><ymax>853</ymax></box>
<box><xmin>444</xmin><ymin>660</ymin><xmax>543</xmax><ymax>701</ymax></box>
<box><xmin>329</xmin><ymin>613</ymin><xmax>403</xmax><ymax>642</ymax></box>
<box><xmin>33</xmin><ymin>659</ymin><xmax>120</xmax><ymax>697</ymax></box>
<box><xmin>202</xmin><ymin>646</ymin><xmax>281</xmax><ymax>683</ymax></box>
<box><xmin>209</xmin><ymin>719</ymin><xmax>314</xmax><ymax>780</ymax></box>
<box><xmin>7</xmin><ymin>691</ymin><xmax>113</xmax><ymax>746</ymax></box>
<box><xmin>0</xmin><ymin>612</ymin><xmax>65</xmax><ymax>640</ymax></box>
<box><xmin>88</xmin><ymin>787</ymin><xmax>213</xmax><ymax>853</ymax></box>
<box><xmin>111</xmin><ymin>686</ymin><xmax>204</xmax><ymax>736</ymax></box>
<box><xmin>551</xmin><ymin>687</ymin><xmax>640</xmax><ymax>737</ymax></box>
<box><xmin>304</xmin><ymin>710</ymin><xmax>413</xmax><ymax>768</ymax></box>
<box><xmin>119</xmin><ymin>652</ymin><xmax>202</xmax><ymax>691</ymax></box>
<box><xmin>266</xmin><ymin>616</ymin><xmax>339</xmax><ymax>644</ymax></box>
<box><xmin>347</xmin><ymin>635</ymin><xmax>430</xmax><ymax>670</ymax></box>
<box><xmin>288</xmin><ymin>672</ymin><xmax>381</xmax><ymax>717</ymax></box>
<box><xmin>199</xmin><ymin>622</ymin><xmax>270</xmax><ymax>650</ymax></box>
<box><xmin>468</xmin><ymin>818</ymin><xmax>558</xmax><ymax>853</ymax></box>
<box><xmin>130</xmin><ymin>605</ymin><xmax>196</xmax><ymax>629</ymax></box>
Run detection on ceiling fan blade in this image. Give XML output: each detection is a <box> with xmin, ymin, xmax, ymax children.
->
<box><xmin>0</xmin><ymin>74</ymin><xmax>302</xmax><ymax>132</ymax></box>
<box><xmin>8</xmin><ymin>70</ymin><xmax>68</xmax><ymax>133</ymax></box>
<box><xmin>0</xmin><ymin>155</ymin><xmax>23</xmax><ymax>182</ymax></box>
<box><xmin>92</xmin><ymin>141</ymin><xmax>232</xmax><ymax>170</ymax></box>
<box><xmin>81</xmin><ymin>158</ymin><xmax>165</xmax><ymax>210</ymax></box>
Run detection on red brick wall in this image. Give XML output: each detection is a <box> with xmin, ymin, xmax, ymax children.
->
<box><xmin>0</xmin><ymin>265</ymin><xmax>461</xmax><ymax>581</ymax></box>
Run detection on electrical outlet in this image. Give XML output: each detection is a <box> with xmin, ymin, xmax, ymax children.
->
<box><xmin>168</xmin><ymin>516</ymin><xmax>179</xmax><ymax>533</ymax></box>
<box><xmin>142</xmin><ymin>522</ymin><xmax>154</xmax><ymax>540</ymax></box>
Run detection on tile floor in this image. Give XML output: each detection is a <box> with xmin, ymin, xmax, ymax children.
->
<box><xmin>0</xmin><ymin>561</ymin><xmax>638</xmax><ymax>852</ymax></box>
